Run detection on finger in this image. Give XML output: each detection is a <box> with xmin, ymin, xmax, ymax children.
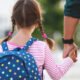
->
<box><xmin>63</xmin><ymin>44</ymin><xmax>77</xmax><ymax>58</ymax></box>
<box><xmin>63</xmin><ymin>51</ymin><xmax>68</xmax><ymax>58</ymax></box>
<box><xmin>63</xmin><ymin>47</ymin><xmax>75</xmax><ymax>58</ymax></box>
<box><xmin>75</xmin><ymin>50</ymin><xmax>77</xmax><ymax>57</ymax></box>
<box><xmin>72</xmin><ymin>48</ymin><xmax>77</xmax><ymax>57</ymax></box>
<box><xmin>74</xmin><ymin>59</ymin><xmax>77</xmax><ymax>63</ymax></box>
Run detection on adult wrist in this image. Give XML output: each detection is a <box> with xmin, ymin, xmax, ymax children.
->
<box><xmin>62</xmin><ymin>38</ymin><xmax>74</xmax><ymax>44</ymax></box>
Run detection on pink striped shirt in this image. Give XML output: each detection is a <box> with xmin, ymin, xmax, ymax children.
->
<box><xmin>0</xmin><ymin>40</ymin><xmax>73</xmax><ymax>80</ymax></box>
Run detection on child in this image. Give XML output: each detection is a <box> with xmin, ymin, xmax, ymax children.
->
<box><xmin>0</xmin><ymin>0</ymin><xmax>77</xmax><ymax>80</ymax></box>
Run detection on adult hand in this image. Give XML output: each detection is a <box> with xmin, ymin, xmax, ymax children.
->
<box><xmin>63</xmin><ymin>43</ymin><xmax>78</xmax><ymax>58</ymax></box>
<box><xmin>69</xmin><ymin>48</ymin><xmax>77</xmax><ymax>62</ymax></box>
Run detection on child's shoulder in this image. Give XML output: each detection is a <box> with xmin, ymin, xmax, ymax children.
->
<box><xmin>33</xmin><ymin>40</ymin><xmax>47</xmax><ymax>48</ymax></box>
<box><xmin>34</xmin><ymin>40</ymin><xmax>47</xmax><ymax>45</ymax></box>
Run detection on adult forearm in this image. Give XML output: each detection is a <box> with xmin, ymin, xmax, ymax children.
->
<box><xmin>64</xmin><ymin>16</ymin><xmax>79</xmax><ymax>39</ymax></box>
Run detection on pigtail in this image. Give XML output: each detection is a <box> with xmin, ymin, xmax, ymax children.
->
<box><xmin>2</xmin><ymin>18</ymin><xmax>15</xmax><ymax>43</ymax></box>
<box><xmin>38</xmin><ymin>21</ymin><xmax>55</xmax><ymax>50</ymax></box>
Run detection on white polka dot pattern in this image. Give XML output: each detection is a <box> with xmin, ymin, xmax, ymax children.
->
<box><xmin>0</xmin><ymin>38</ymin><xmax>41</xmax><ymax>80</ymax></box>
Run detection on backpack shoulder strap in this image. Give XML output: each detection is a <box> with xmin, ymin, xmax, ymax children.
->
<box><xmin>1</xmin><ymin>42</ymin><xmax>9</xmax><ymax>51</ymax></box>
<box><xmin>22</xmin><ymin>37</ymin><xmax>37</xmax><ymax>51</ymax></box>
<box><xmin>1</xmin><ymin>37</ymin><xmax>37</xmax><ymax>51</ymax></box>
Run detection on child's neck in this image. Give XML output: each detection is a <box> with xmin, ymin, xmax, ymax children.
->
<box><xmin>8</xmin><ymin>29</ymin><xmax>32</xmax><ymax>47</ymax></box>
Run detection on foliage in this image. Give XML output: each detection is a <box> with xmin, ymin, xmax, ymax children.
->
<box><xmin>33</xmin><ymin>0</ymin><xmax>63</xmax><ymax>39</ymax></box>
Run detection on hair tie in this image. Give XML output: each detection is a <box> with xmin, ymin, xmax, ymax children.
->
<box><xmin>42</xmin><ymin>33</ymin><xmax>47</xmax><ymax>39</ymax></box>
<box><xmin>8</xmin><ymin>32</ymin><xmax>12</xmax><ymax>36</ymax></box>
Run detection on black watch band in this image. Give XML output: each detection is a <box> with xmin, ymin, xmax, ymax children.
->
<box><xmin>62</xmin><ymin>38</ymin><xmax>74</xmax><ymax>44</ymax></box>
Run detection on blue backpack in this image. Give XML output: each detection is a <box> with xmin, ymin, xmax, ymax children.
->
<box><xmin>0</xmin><ymin>37</ymin><xmax>41</xmax><ymax>80</ymax></box>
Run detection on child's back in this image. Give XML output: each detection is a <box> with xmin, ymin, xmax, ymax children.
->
<box><xmin>0</xmin><ymin>40</ymin><xmax>74</xmax><ymax>80</ymax></box>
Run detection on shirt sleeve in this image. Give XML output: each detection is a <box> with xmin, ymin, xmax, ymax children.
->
<box><xmin>0</xmin><ymin>45</ymin><xmax>3</xmax><ymax>52</ymax></box>
<box><xmin>44</xmin><ymin>44</ymin><xmax>74</xmax><ymax>80</ymax></box>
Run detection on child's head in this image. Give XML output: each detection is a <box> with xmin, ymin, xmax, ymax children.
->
<box><xmin>12</xmin><ymin>0</ymin><xmax>42</xmax><ymax>29</ymax></box>
<box><xmin>3</xmin><ymin>0</ymin><xmax>55</xmax><ymax>50</ymax></box>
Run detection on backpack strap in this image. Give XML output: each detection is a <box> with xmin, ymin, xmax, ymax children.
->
<box><xmin>22</xmin><ymin>37</ymin><xmax>37</xmax><ymax>51</ymax></box>
<box><xmin>1</xmin><ymin>37</ymin><xmax>37</xmax><ymax>51</ymax></box>
<box><xmin>1</xmin><ymin>42</ymin><xmax>9</xmax><ymax>51</ymax></box>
